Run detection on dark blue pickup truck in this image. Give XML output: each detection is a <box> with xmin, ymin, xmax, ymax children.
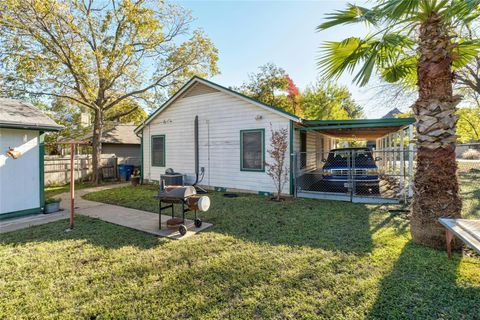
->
<box><xmin>322</xmin><ymin>148</ymin><xmax>380</xmax><ymax>194</ymax></box>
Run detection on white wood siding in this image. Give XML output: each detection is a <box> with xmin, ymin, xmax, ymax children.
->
<box><xmin>0</xmin><ymin>128</ymin><xmax>40</xmax><ymax>214</ymax></box>
<box><xmin>142</xmin><ymin>91</ymin><xmax>291</xmax><ymax>193</ymax></box>
<box><xmin>293</xmin><ymin>126</ymin><xmax>327</xmax><ymax>173</ymax></box>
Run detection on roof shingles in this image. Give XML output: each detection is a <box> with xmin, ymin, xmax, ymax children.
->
<box><xmin>0</xmin><ymin>98</ymin><xmax>63</xmax><ymax>131</ymax></box>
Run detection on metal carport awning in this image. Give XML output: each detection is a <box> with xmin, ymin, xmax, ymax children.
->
<box><xmin>296</xmin><ymin>118</ymin><xmax>416</xmax><ymax>140</ymax></box>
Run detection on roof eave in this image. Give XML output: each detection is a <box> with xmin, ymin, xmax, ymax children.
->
<box><xmin>134</xmin><ymin>76</ymin><xmax>302</xmax><ymax>134</ymax></box>
<box><xmin>0</xmin><ymin>122</ymin><xmax>64</xmax><ymax>131</ymax></box>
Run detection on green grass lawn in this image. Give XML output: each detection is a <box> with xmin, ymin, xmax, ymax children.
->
<box><xmin>1</xmin><ymin>182</ymin><xmax>479</xmax><ymax>319</ymax></box>
<box><xmin>44</xmin><ymin>181</ymin><xmax>124</xmax><ymax>199</ymax></box>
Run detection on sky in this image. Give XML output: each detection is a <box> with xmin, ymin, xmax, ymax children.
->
<box><xmin>174</xmin><ymin>0</ymin><xmax>403</xmax><ymax>118</ymax></box>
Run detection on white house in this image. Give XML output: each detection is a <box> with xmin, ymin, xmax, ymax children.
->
<box><xmin>135</xmin><ymin>76</ymin><xmax>415</xmax><ymax>198</ymax></box>
<box><xmin>0</xmin><ymin>99</ymin><xmax>62</xmax><ymax>219</ymax></box>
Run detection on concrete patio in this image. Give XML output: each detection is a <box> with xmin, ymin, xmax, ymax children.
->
<box><xmin>0</xmin><ymin>184</ymin><xmax>212</xmax><ymax>239</ymax></box>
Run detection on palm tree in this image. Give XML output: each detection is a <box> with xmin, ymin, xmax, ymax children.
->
<box><xmin>317</xmin><ymin>0</ymin><xmax>480</xmax><ymax>249</ymax></box>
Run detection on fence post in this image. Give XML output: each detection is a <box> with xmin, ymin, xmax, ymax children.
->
<box><xmin>292</xmin><ymin>153</ymin><xmax>298</xmax><ymax>197</ymax></box>
<box><xmin>408</xmin><ymin>124</ymin><xmax>414</xmax><ymax>198</ymax></box>
<box><xmin>399</xmin><ymin>128</ymin><xmax>405</xmax><ymax>194</ymax></box>
<box><xmin>114</xmin><ymin>157</ymin><xmax>119</xmax><ymax>181</ymax></box>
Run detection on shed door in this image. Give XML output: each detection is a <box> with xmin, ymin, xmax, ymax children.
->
<box><xmin>0</xmin><ymin>129</ymin><xmax>40</xmax><ymax>215</ymax></box>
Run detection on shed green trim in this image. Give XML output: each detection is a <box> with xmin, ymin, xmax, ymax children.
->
<box><xmin>0</xmin><ymin>207</ymin><xmax>42</xmax><ymax>220</ymax></box>
<box><xmin>240</xmin><ymin>128</ymin><xmax>265</xmax><ymax>172</ymax></box>
<box><xmin>289</xmin><ymin>120</ymin><xmax>294</xmax><ymax>195</ymax></box>
<box><xmin>151</xmin><ymin>135</ymin><xmax>166</xmax><ymax>167</ymax></box>
<box><xmin>0</xmin><ymin>124</ymin><xmax>62</xmax><ymax>131</ymax></box>
<box><xmin>39</xmin><ymin>131</ymin><xmax>45</xmax><ymax>211</ymax></box>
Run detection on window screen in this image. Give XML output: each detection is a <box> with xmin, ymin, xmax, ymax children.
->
<box><xmin>241</xmin><ymin>129</ymin><xmax>264</xmax><ymax>171</ymax></box>
<box><xmin>151</xmin><ymin>135</ymin><xmax>165</xmax><ymax>167</ymax></box>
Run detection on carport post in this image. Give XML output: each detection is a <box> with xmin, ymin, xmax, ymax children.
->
<box><xmin>387</xmin><ymin>134</ymin><xmax>392</xmax><ymax>172</ymax></box>
<box><xmin>399</xmin><ymin>129</ymin><xmax>405</xmax><ymax>192</ymax></box>
<box><xmin>70</xmin><ymin>144</ymin><xmax>75</xmax><ymax>229</ymax></box>
<box><xmin>392</xmin><ymin>132</ymin><xmax>397</xmax><ymax>173</ymax></box>
<box><xmin>408</xmin><ymin>125</ymin><xmax>414</xmax><ymax>198</ymax></box>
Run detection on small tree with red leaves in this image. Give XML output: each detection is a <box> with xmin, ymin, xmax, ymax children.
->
<box><xmin>285</xmin><ymin>75</ymin><xmax>301</xmax><ymax>116</ymax></box>
<box><xmin>266</xmin><ymin>124</ymin><xmax>289</xmax><ymax>201</ymax></box>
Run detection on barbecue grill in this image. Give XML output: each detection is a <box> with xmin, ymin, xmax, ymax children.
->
<box><xmin>155</xmin><ymin>185</ymin><xmax>210</xmax><ymax>236</ymax></box>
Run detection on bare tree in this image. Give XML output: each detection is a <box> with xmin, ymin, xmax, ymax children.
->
<box><xmin>265</xmin><ymin>125</ymin><xmax>289</xmax><ymax>201</ymax></box>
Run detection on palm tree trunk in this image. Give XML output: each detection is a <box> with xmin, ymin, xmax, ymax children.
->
<box><xmin>411</xmin><ymin>13</ymin><xmax>462</xmax><ymax>249</ymax></box>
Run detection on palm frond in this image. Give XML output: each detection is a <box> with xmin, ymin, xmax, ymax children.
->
<box><xmin>317</xmin><ymin>37</ymin><xmax>371</xmax><ymax>82</ymax></box>
<box><xmin>317</xmin><ymin>32</ymin><xmax>414</xmax><ymax>87</ymax></box>
<box><xmin>452</xmin><ymin>39</ymin><xmax>480</xmax><ymax>69</ymax></box>
<box><xmin>447</xmin><ymin>0</ymin><xmax>480</xmax><ymax>26</ymax></box>
<box><xmin>317</xmin><ymin>3</ymin><xmax>380</xmax><ymax>30</ymax></box>
<box><xmin>380</xmin><ymin>56</ymin><xmax>417</xmax><ymax>87</ymax></box>
<box><xmin>377</xmin><ymin>0</ymin><xmax>422</xmax><ymax>21</ymax></box>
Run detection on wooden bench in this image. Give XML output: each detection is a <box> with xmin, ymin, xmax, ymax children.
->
<box><xmin>439</xmin><ymin>218</ymin><xmax>480</xmax><ymax>258</ymax></box>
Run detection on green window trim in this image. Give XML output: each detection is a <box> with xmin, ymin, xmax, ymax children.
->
<box><xmin>240</xmin><ymin>128</ymin><xmax>265</xmax><ymax>172</ymax></box>
<box><xmin>151</xmin><ymin>135</ymin><xmax>166</xmax><ymax>167</ymax></box>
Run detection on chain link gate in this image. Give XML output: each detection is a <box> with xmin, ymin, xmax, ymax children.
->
<box><xmin>293</xmin><ymin>149</ymin><xmax>416</xmax><ymax>203</ymax></box>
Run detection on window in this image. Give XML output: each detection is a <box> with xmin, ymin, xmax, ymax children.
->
<box><xmin>240</xmin><ymin>129</ymin><xmax>265</xmax><ymax>171</ymax></box>
<box><xmin>151</xmin><ymin>135</ymin><xmax>165</xmax><ymax>167</ymax></box>
<box><xmin>300</xmin><ymin>131</ymin><xmax>307</xmax><ymax>169</ymax></box>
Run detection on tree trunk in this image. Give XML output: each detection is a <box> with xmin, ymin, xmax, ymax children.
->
<box><xmin>91</xmin><ymin>109</ymin><xmax>103</xmax><ymax>185</ymax></box>
<box><xmin>410</xmin><ymin>13</ymin><xmax>462</xmax><ymax>250</ymax></box>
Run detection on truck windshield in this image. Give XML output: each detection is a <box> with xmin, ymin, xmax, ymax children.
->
<box><xmin>326</xmin><ymin>150</ymin><xmax>375</xmax><ymax>166</ymax></box>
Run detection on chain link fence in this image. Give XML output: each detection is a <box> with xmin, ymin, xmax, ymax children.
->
<box><xmin>294</xmin><ymin>149</ymin><xmax>414</xmax><ymax>203</ymax></box>
<box><xmin>294</xmin><ymin>147</ymin><xmax>480</xmax><ymax>205</ymax></box>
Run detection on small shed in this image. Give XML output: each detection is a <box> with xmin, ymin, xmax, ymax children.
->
<box><xmin>0</xmin><ymin>99</ymin><xmax>62</xmax><ymax>219</ymax></box>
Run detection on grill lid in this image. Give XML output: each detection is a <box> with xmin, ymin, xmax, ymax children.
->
<box><xmin>159</xmin><ymin>186</ymin><xmax>196</xmax><ymax>199</ymax></box>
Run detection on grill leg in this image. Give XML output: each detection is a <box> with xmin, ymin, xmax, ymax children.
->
<box><xmin>171</xmin><ymin>203</ymin><xmax>174</xmax><ymax>218</ymax></box>
<box><xmin>159</xmin><ymin>199</ymin><xmax>162</xmax><ymax>230</ymax></box>
<box><xmin>182</xmin><ymin>202</ymin><xmax>185</xmax><ymax>223</ymax></box>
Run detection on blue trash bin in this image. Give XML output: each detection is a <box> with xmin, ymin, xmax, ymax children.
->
<box><xmin>124</xmin><ymin>164</ymin><xmax>134</xmax><ymax>181</ymax></box>
<box><xmin>118</xmin><ymin>164</ymin><xmax>128</xmax><ymax>181</ymax></box>
<box><xmin>118</xmin><ymin>164</ymin><xmax>135</xmax><ymax>181</ymax></box>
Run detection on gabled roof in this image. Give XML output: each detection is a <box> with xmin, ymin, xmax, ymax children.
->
<box><xmin>135</xmin><ymin>76</ymin><xmax>301</xmax><ymax>133</ymax></box>
<box><xmin>0</xmin><ymin>98</ymin><xmax>63</xmax><ymax>131</ymax></box>
<box><xmin>382</xmin><ymin>108</ymin><xmax>402</xmax><ymax>119</ymax></box>
<box><xmin>86</xmin><ymin>123</ymin><xmax>140</xmax><ymax>145</ymax></box>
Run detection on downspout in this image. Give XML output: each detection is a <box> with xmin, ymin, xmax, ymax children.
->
<box><xmin>289</xmin><ymin>120</ymin><xmax>294</xmax><ymax>196</ymax></box>
<box><xmin>193</xmin><ymin>115</ymin><xmax>199</xmax><ymax>185</ymax></box>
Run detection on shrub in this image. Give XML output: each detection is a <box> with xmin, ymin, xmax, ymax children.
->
<box><xmin>462</xmin><ymin>149</ymin><xmax>480</xmax><ymax>159</ymax></box>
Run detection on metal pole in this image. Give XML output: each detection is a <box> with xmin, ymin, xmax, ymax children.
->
<box><xmin>399</xmin><ymin>129</ymin><xmax>405</xmax><ymax>192</ymax></box>
<box><xmin>408</xmin><ymin>124</ymin><xmax>414</xmax><ymax>198</ymax></box>
<box><xmin>70</xmin><ymin>143</ymin><xmax>75</xmax><ymax>229</ymax></box>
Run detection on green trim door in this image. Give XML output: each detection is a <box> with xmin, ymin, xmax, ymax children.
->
<box><xmin>39</xmin><ymin>131</ymin><xmax>45</xmax><ymax>211</ymax></box>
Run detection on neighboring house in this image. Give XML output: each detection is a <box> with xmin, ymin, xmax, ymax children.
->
<box><xmin>382</xmin><ymin>108</ymin><xmax>402</xmax><ymax>119</ymax></box>
<box><xmin>61</xmin><ymin>123</ymin><xmax>141</xmax><ymax>166</ymax></box>
<box><xmin>135</xmin><ymin>76</ymin><xmax>414</xmax><ymax>196</ymax></box>
<box><xmin>0</xmin><ymin>99</ymin><xmax>62</xmax><ymax>219</ymax></box>
<box><xmin>86</xmin><ymin>123</ymin><xmax>141</xmax><ymax>166</ymax></box>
